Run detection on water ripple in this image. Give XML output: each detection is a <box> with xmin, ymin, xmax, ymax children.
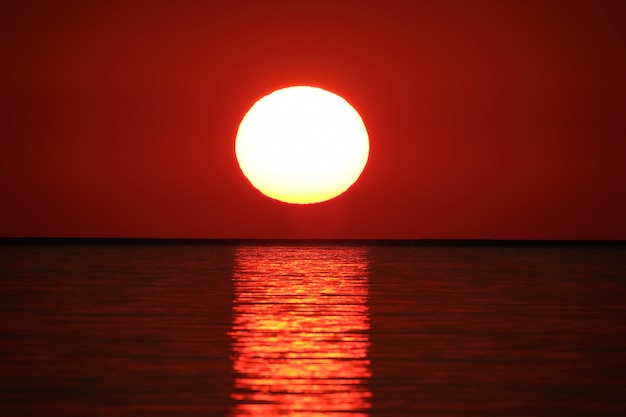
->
<box><xmin>229</xmin><ymin>246</ymin><xmax>371</xmax><ymax>417</ymax></box>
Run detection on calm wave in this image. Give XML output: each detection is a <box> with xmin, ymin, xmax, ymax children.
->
<box><xmin>231</xmin><ymin>246</ymin><xmax>371</xmax><ymax>416</ymax></box>
<box><xmin>1</xmin><ymin>243</ymin><xmax>625</xmax><ymax>416</ymax></box>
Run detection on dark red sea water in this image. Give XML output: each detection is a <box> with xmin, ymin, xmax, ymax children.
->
<box><xmin>1</xmin><ymin>243</ymin><xmax>625</xmax><ymax>416</ymax></box>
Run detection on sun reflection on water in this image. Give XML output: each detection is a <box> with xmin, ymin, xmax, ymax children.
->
<box><xmin>229</xmin><ymin>246</ymin><xmax>371</xmax><ymax>417</ymax></box>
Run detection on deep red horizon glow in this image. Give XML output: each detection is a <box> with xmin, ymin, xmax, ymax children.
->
<box><xmin>1</xmin><ymin>0</ymin><xmax>625</xmax><ymax>239</ymax></box>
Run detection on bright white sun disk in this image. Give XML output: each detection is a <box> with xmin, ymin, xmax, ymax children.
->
<box><xmin>235</xmin><ymin>86</ymin><xmax>369</xmax><ymax>204</ymax></box>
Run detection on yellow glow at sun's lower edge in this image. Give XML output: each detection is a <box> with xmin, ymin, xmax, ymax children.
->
<box><xmin>235</xmin><ymin>86</ymin><xmax>370</xmax><ymax>204</ymax></box>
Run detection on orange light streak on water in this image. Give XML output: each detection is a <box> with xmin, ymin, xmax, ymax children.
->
<box><xmin>229</xmin><ymin>246</ymin><xmax>371</xmax><ymax>417</ymax></box>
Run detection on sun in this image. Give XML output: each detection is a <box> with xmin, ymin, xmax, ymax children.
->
<box><xmin>235</xmin><ymin>86</ymin><xmax>370</xmax><ymax>204</ymax></box>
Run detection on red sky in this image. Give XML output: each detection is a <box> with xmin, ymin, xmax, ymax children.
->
<box><xmin>1</xmin><ymin>0</ymin><xmax>625</xmax><ymax>239</ymax></box>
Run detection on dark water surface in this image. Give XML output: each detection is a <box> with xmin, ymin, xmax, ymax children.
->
<box><xmin>1</xmin><ymin>243</ymin><xmax>625</xmax><ymax>416</ymax></box>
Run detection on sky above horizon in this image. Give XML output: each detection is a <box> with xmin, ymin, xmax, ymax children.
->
<box><xmin>1</xmin><ymin>0</ymin><xmax>625</xmax><ymax>239</ymax></box>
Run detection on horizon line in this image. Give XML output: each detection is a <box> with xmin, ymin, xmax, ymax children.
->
<box><xmin>1</xmin><ymin>237</ymin><xmax>624</xmax><ymax>247</ymax></box>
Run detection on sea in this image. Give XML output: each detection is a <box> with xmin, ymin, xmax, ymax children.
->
<box><xmin>1</xmin><ymin>241</ymin><xmax>625</xmax><ymax>416</ymax></box>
